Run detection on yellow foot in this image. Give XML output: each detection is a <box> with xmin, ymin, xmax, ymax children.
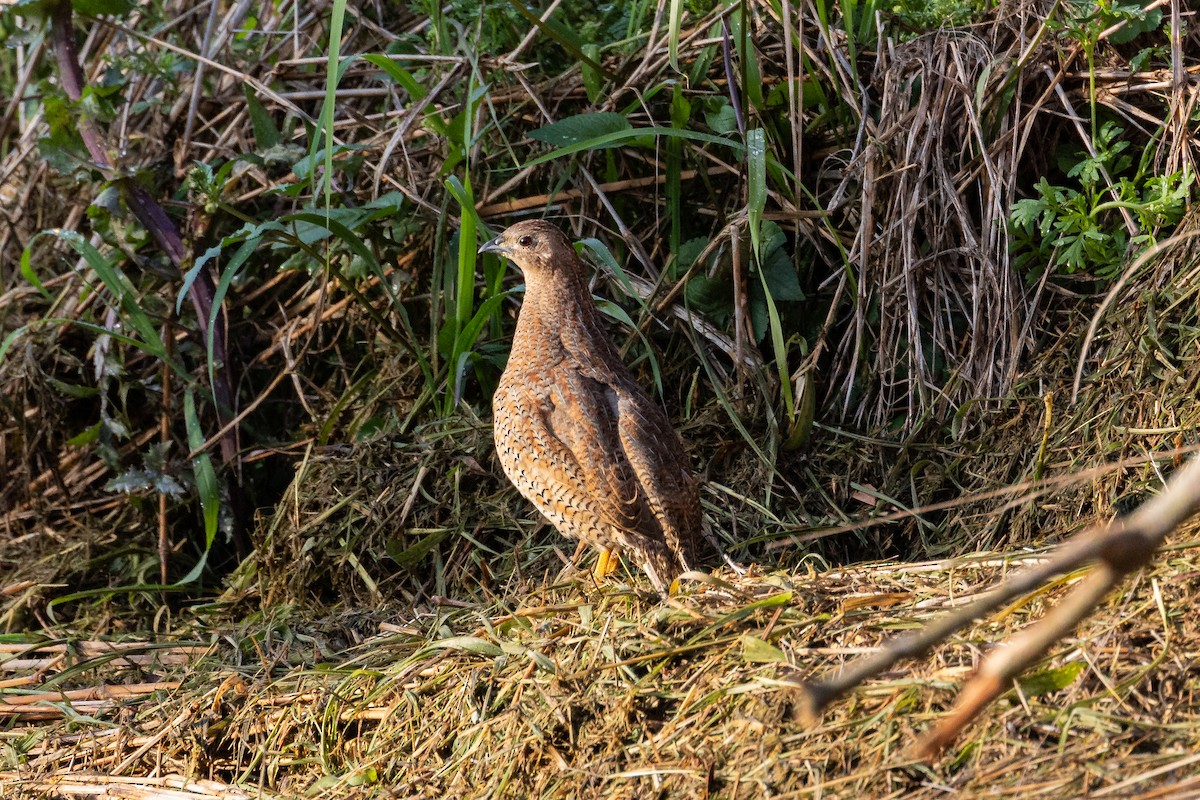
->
<box><xmin>593</xmin><ymin>548</ymin><xmax>620</xmax><ymax>581</ymax></box>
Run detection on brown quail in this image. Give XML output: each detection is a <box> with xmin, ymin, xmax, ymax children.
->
<box><xmin>480</xmin><ymin>220</ymin><xmax>701</xmax><ymax>593</ymax></box>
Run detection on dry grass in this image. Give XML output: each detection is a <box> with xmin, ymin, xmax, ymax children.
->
<box><xmin>2</xmin><ymin>540</ymin><xmax>1200</xmax><ymax>799</ymax></box>
<box><xmin>2</xmin><ymin>0</ymin><xmax>1200</xmax><ymax>796</ymax></box>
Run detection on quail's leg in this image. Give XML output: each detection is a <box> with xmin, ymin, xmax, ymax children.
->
<box><xmin>593</xmin><ymin>547</ymin><xmax>620</xmax><ymax>580</ymax></box>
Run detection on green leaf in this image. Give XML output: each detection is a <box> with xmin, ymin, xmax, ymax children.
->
<box><xmin>19</xmin><ymin>245</ymin><xmax>53</xmax><ymax>302</ymax></box>
<box><xmin>362</xmin><ymin>54</ymin><xmax>428</xmax><ymax>102</ymax></box>
<box><xmin>746</xmin><ymin>128</ymin><xmax>767</xmax><ymax>257</ymax></box>
<box><xmin>45</xmin><ymin>377</ymin><xmax>99</xmax><ymax>398</ymax></box>
<box><xmin>72</xmin><ymin>0</ymin><xmax>133</xmax><ymax>16</ymax></box>
<box><xmin>243</xmin><ymin>85</ymin><xmax>281</xmax><ymax>149</ymax></box>
<box><xmin>454</xmin><ymin>290</ymin><xmax>514</xmax><ymax>355</ymax></box>
<box><xmin>285</xmin><ymin>211</ymin><xmax>380</xmax><ymax>270</ymax></box>
<box><xmin>667</xmin><ymin>0</ymin><xmax>684</xmax><ymax>72</ymax></box>
<box><xmin>704</xmin><ymin>101</ymin><xmax>739</xmax><ymax>135</ymax></box>
<box><xmin>581</xmin><ymin>43</ymin><xmax>603</xmax><ymax>104</ymax></box>
<box><xmin>742</xmin><ymin>635</ymin><xmax>787</xmax><ymax>663</ymax></box>
<box><xmin>205</xmin><ymin>239</ymin><xmax>255</xmax><ymax>403</ymax></box>
<box><xmin>579</xmin><ymin>238</ymin><xmax>638</xmax><ymax>303</ymax></box>
<box><xmin>1108</xmin><ymin>8</ymin><xmax>1161</xmax><ymax>44</ymax></box>
<box><xmin>53</xmin><ymin>230</ymin><xmax>168</xmax><ymax>361</ymax></box>
<box><xmin>444</xmin><ymin>176</ymin><xmax>480</xmax><ymax>410</ymax></box>
<box><xmin>686</xmin><ymin>273</ymin><xmax>732</xmax><ymax>320</ymax></box>
<box><xmin>758</xmin><ymin>222</ymin><xmax>804</xmax><ymax>302</ymax></box>
<box><xmin>526</xmin><ymin>126</ymin><xmax>744</xmax><ymax>167</ymax></box>
<box><xmin>528</xmin><ymin>112</ymin><xmax>631</xmax><ymax>147</ymax></box>
<box><xmin>183</xmin><ymin>389</ymin><xmax>219</xmax><ymax>562</ymax></box>
<box><xmin>386</xmin><ymin>529</ymin><xmax>451</xmax><ymax>566</ymax></box>
<box><xmin>1010</xmin><ymin>198</ymin><xmax>1045</xmax><ymax>231</ymax></box>
<box><xmin>66</xmin><ymin>422</ymin><xmax>102</xmax><ymax>447</ymax></box>
<box><xmin>595</xmin><ymin>299</ymin><xmax>664</xmax><ymax>398</ymax></box>
<box><xmin>427</xmin><ymin>636</ymin><xmax>503</xmax><ymax>657</ymax></box>
<box><xmin>317</xmin><ymin>0</ymin><xmax>350</xmax><ymax>205</ymax></box>
<box><xmin>1016</xmin><ymin>661</ymin><xmax>1086</xmax><ymax>697</ymax></box>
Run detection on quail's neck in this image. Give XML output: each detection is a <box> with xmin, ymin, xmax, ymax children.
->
<box><xmin>517</xmin><ymin>265</ymin><xmax>600</xmax><ymax>334</ymax></box>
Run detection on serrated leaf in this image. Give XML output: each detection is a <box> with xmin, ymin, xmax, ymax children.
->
<box><xmin>152</xmin><ymin>474</ymin><xmax>187</xmax><ymax>496</ymax></box>
<box><xmin>685</xmin><ymin>272</ymin><xmax>732</xmax><ymax>320</ymax></box>
<box><xmin>107</xmin><ymin>469</ymin><xmax>153</xmax><ymax>493</ymax></box>
<box><xmin>705</xmin><ymin>101</ymin><xmax>738</xmax><ymax>135</ymax></box>
<box><xmin>45</xmin><ymin>376</ymin><xmax>99</xmax><ymax>398</ymax></box>
<box><xmin>143</xmin><ymin>442</ymin><xmax>171</xmax><ymax>472</ymax></box>
<box><xmin>528</xmin><ymin>112</ymin><xmax>631</xmax><ymax>147</ymax></box>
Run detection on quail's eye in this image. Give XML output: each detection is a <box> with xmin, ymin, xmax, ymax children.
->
<box><xmin>518</xmin><ymin>235</ymin><xmax>534</xmax><ymax>247</ymax></box>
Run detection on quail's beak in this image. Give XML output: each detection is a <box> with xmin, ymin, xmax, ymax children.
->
<box><xmin>478</xmin><ymin>236</ymin><xmax>511</xmax><ymax>257</ymax></box>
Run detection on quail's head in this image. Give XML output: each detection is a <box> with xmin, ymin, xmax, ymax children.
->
<box><xmin>478</xmin><ymin>220</ymin><xmax>574</xmax><ymax>277</ymax></box>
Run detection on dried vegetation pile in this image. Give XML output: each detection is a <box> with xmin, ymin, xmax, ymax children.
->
<box><xmin>1</xmin><ymin>0</ymin><xmax>1199</xmax><ymax>796</ymax></box>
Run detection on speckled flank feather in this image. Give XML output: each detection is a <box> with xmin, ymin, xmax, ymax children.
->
<box><xmin>488</xmin><ymin>220</ymin><xmax>700</xmax><ymax>593</ymax></box>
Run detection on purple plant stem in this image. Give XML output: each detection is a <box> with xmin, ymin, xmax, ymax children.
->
<box><xmin>49</xmin><ymin>1</ymin><xmax>242</xmax><ymax>538</ymax></box>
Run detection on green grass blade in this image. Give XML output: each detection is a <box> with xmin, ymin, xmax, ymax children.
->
<box><xmin>55</xmin><ymin>230</ymin><xmax>167</xmax><ymax>361</ymax></box>
<box><xmin>746</xmin><ymin>128</ymin><xmax>767</xmax><ymax>257</ymax></box>
<box><xmin>668</xmin><ymin>0</ymin><xmax>684</xmax><ymax>73</ymax></box>
<box><xmin>525</xmin><ymin>126</ymin><xmax>745</xmax><ymax>166</ymax></box>
<box><xmin>183</xmin><ymin>388</ymin><xmax>219</xmax><ymax>578</ymax></box>
<box><xmin>320</xmin><ymin>0</ymin><xmax>348</xmax><ymax>210</ymax></box>
<box><xmin>445</xmin><ymin>176</ymin><xmax>479</xmax><ymax>412</ymax></box>
<box><xmin>205</xmin><ymin>237</ymin><xmax>256</xmax><ymax>400</ymax></box>
<box><xmin>19</xmin><ymin>241</ymin><xmax>53</xmax><ymax>302</ymax></box>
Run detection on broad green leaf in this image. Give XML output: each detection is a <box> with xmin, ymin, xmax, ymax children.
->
<box><xmin>743</xmin><ymin>635</ymin><xmax>787</xmax><ymax>663</ymax></box>
<box><xmin>1017</xmin><ymin>661</ymin><xmax>1086</xmax><ymax>697</ymax></box>
<box><xmin>528</xmin><ymin>112</ymin><xmax>631</xmax><ymax>147</ymax></box>
<box><xmin>705</xmin><ymin>100</ymin><xmax>739</xmax><ymax>135</ymax></box>
<box><xmin>243</xmin><ymin>85</ymin><xmax>281</xmax><ymax>149</ymax></box>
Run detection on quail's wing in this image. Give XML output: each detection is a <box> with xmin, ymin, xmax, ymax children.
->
<box><xmin>542</xmin><ymin>371</ymin><xmax>647</xmax><ymax>535</ymax></box>
<box><xmin>610</xmin><ymin>382</ymin><xmax>701</xmax><ymax>566</ymax></box>
<box><xmin>494</xmin><ymin>377</ymin><xmax>643</xmax><ymax>538</ymax></box>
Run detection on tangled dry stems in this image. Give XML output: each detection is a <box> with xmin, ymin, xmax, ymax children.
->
<box><xmin>1</xmin><ymin>0</ymin><xmax>1199</xmax><ymax>796</ymax></box>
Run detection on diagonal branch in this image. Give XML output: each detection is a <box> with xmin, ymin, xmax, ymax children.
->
<box><xmin>802</xmin><ymin>453</ymin><xmax>1200</xmax><ymax>757</ymax></box>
